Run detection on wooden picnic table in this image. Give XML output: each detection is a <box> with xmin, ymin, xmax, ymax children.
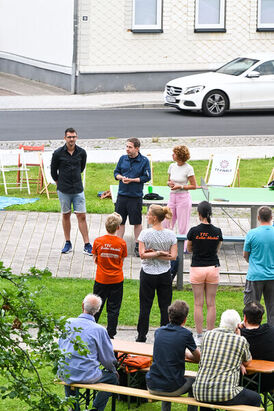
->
<box><xmin>112</xmin><ymin>338</ymin><xmax>274</xmax><ymax>409</ymax></box>
<box><xmin>245</xmin><ymin>359</ymin><xmax>274</xmax><ymax>374</ymax></box>
<box><xmin>112</xmin><ymin>339</ymin><xmax>153</xmax><ymax>359</ymax></box>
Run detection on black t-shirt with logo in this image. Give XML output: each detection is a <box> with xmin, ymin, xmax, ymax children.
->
<box><xmin>187</xmin><ymin>223</ymin><xmax>223</xmax><ymax>267</ymax></box>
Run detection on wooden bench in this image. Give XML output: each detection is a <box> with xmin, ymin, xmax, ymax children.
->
<box><xmin>57</xmin><ymin>381</ymin><xmax>264</xmax><ymax>411</ymax></box>
<box><xmin>176</xmin><ymin>234</ymin><xmax>245</xmax><ymax>289</ymax></box>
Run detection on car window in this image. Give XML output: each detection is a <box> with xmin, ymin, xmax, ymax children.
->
<box><xmin>255</xmin><ymin>60</ymin><xmax>274</xmax><ymax>76</ymax></box>
<box><xmin>216</xmin><ymin>58</ymin><xmax>258</xmax><ymax>76</ymax></box>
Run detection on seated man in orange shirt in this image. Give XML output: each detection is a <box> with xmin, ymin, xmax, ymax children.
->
<box><xmin>92</xmin><ymin>212</ymin><xmax>127</xmax><ymax>339</ymax></box>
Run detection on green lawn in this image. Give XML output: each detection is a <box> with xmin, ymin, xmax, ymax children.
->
<box><xmin>1</xmin><ymin>158</ymin><xmax>273</xmax><ymax>213</ymax></box>
<box><xmin>0</xmin><ymin>276</ymin><xmax>247</xmax><ymax>328</ymax></box>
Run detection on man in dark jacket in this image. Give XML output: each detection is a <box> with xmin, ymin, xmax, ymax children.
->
<box><xmin>51</xmin><ymin>128</ymin><xmax>92</xmax><ymax>255</ymax></box>
<box><xmin>114</xmin><ymin>138</ymin><xmax>151</xmax><ymax>257</ymax></box>
<box><xmin>240</xmin><ymin>301</ymin><xmax>274</xmax><ymax>392</ymax></box>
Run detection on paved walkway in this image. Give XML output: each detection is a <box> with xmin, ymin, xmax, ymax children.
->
<box><xmin>0</xmin><ymin>210</ymin><xmax>249</xmax><ymax>287</ymax></box>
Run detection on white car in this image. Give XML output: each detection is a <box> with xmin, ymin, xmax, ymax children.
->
<box><xmin>164</xmin><ymin>54</ymin><xmax>274</xmax><ymax>116</ymax></box>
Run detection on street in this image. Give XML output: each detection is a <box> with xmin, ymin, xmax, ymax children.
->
<box><xmin>1</xmin><ymin>108</ymin><xmax>274</xmax><ymax>141</ymax></box>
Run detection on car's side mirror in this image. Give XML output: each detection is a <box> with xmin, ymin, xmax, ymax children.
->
<box><xmin>246</xmin><ymin>71</ymin><xmax>260</xmax><ymax>78</ymax></box>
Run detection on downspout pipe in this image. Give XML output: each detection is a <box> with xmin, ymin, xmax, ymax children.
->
<box><xmin>71</xmin><ymin>0</ymin><xmax>78</xmax><ymax>94</ymax></box>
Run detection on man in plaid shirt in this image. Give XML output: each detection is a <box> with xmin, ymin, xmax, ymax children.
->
<box><xmin>193</xmin><ymin>309</ymin><xmax>261</xmax><ymax>408</ymax></box>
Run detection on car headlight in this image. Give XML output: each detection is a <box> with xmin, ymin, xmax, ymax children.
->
<box><xmin>184</xmin><ymin>85</ymin><xmax>205</xmax><ymax>95</ymax></box>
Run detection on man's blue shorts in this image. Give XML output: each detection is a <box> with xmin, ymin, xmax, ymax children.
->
<box><xmin>57</xmin><ymin>190</ymin><xmax>86</xmax><ymax>214</ymax></box>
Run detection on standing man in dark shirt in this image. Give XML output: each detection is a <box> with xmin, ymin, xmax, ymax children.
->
<box><xmin>240</xmin><ymin>301</ymin><xmax>274</xmax><ymax>392</ymax></box>
<box><xmin>51</xmin><ymin>128</ymin><xmax>92</xmax><ymax>255</ymax></box>
<box><xmin>114</xmin><ymin>138</ymin><xmax>151</xmax><ymax>257</ymax></box>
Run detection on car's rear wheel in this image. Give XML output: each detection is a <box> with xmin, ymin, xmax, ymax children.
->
<box><xmin>202</xmin><ymin>90</ymin><xmax>228</xmax><ymax>117</ymax></box>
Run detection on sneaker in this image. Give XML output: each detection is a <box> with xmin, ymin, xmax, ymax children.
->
<box><xmin>83</xmin><ymin>243</ymin><xmax>92</xmax><ymax>256</ymax></box>
<box><xmin>61</xmin><ymin>241</ymin><xmax>72</xmax><ymax>254</ymax></box>
<box><xmin>194</xmin><ymin>334</ymin><xmax>203</xmax><ymax>347</ymax></box>
<box><xmin>134</xmin><ymin>242</ymin><xmax>140</xmax><ymax>258</ymax></box>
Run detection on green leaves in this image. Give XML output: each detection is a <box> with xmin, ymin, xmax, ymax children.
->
<box><xmin>0</xmin><ymin>264</ymin><xmax>69</xmax><ymax>410</ymax></box>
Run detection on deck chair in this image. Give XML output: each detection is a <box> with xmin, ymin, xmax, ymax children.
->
<box><xmin>205</xmin><ymin>154</ymin><xmax>240</xmax><ymax>187</ymax></box>
<box><xmin>17</xmin><ymin>144</ymin><xmax>44</xmax><ymax>192</ymax></box>
<box><xmin>39</xmin><ymin>152</ymin><xmax>87</xmax><ymax>199</ymax></box>
<box><xmin>39</xmin><ymin>151</ymin><xmax>56</xmax><ymax>199</ymax></box>
<box><xmin>267</xmin><ymin>168</ymin><xmax>274</xmax><ymax>186</ymax></box>
<box><xmin>142</xmin><ymin>153</ymin><xmax>153</xmax><ymax>191</ymax></box>
<box><xmin>0</xmin><ymin>149</ymin><xmax>30</xmax><ymax>195</ymax></box>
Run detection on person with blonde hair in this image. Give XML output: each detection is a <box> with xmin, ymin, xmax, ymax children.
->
<box><xmin>136</xmin><ymin>204</ymin><xmax>177</xmax><ymax>342</ymax></box>
<box><xmin>92</xmin><ymin>212</ymin><xmax>127</xmax><ymax>339</ymax></box>
<box><xmin>164</xmin><ymin>145</ymin><xmax>196</xmax><ymax>249</ymax></box>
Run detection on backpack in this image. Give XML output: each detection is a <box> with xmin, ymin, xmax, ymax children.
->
<box><xmin>117</xmin><ymin>352</ymin><xmax>152</xmax><ymax>373</ymax></box>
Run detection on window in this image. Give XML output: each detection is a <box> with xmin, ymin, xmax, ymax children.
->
<box><xmin>255</xmin><ymin>60</ymin><xmax>274</xmax><ymax>75</ymax></box>
<box><xmin>216</xmin><ymin>58</ymin><xmax>258</xmax><ymax>76</ymax></box>
<box><xmin>132</xmin><ymin>0</ymin><xmax>163</xmax><ymax>32</ymax></box>
<box><xmin>195</xmin><ymin>0</ymin><xmax>226</xmax><ymax>32</ymax></box>
<box><xmin>258</xmin><ymin>0</ymin><xmax>274</xmax><ymax>30</ymax></box>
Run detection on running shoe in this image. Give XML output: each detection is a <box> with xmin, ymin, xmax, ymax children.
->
<box><xmin>61</xmin><ymin>241</ymin><xmax>72</xmax><ymax>254</ymax></box>
<box><xmin>83</xmin><ymin>243</ymin><xmax>93</xmax><ymax>256</ymax></box>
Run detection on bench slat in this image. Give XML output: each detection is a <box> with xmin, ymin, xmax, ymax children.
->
<box><xmin>57</xmin><ymin>381</ymin><xmax>263</xmax><ymax>411</ymax></box>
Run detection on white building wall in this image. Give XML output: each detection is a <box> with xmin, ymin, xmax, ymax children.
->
<box><xmin>78</xmin><ymin>0</ymin><xmax>274</xmax><ymax>73</ymax></box>
<box><xmin>0</xmin><ymin>0</ymin><xmax>74</xmax><ymax>73</ymax></box>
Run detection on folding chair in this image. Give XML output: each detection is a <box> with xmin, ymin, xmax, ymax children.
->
<box><xmin>267</xmin><ymin>168</ymin><xmax>274</xmax><ymax>185</ymax></box>
<box><xmin>146</xmin><ymin>153</ymin><xmax>153</xmax><ymax>185</ymax></box>
<box><xmin>39</xmin><ymin>151</ymin><xmax>56</xmax><ymax>199</ymax></box>
<box><xmin>142</xmin><ymin>153</ymin><xmax>153</xmax><ymax>194</ymax></box>
<box><xmin>17</xmin><ymin>144</ymin><xmax>44</xmax><ymax>192</ymax></box>
<box><xmin>39</xmin><ymin>152</ymin><xmax>87</xmax><ymax>199</ymax></box>
<box><xmin>0</xmin><ymin>149</ymin><xmax>30</xmax><ymax>195</ymax></box>
<box><xmin>205</xmin><ymin>154</ymin><xmax>241</xmax><ymax>187</ymax></box>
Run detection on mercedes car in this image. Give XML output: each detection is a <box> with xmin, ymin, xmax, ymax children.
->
<box><xmin>164</xmin><ymin>54</ymin><xmax>274</xmax><ymax>116</ymax></box>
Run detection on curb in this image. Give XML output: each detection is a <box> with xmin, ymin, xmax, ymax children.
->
<box><xmin>0</xmin><ymin>101</ymin><xmax>164</xmax><ymax>112</ymax></box>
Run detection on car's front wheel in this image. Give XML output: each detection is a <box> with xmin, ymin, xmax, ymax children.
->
<box><xmin>202</xmin><ymin>90</ymin><xmax>228</xmax><ymax>117</ymax></box>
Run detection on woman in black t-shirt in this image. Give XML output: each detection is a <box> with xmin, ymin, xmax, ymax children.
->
<box><xmin>187</xmin><ymin>201</ymin><xmax>223</xmax><ymax>346</ymax></box>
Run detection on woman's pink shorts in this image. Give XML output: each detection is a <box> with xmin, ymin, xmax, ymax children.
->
<box><xmin>190</xmin><ymin>266</ymin><xmax>220</xmax><ymax>285</ymax></box>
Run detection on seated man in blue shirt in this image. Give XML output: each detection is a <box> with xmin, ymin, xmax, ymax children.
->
<box><xmin>58</xmin><ymin>293</ymin><xmax>118</xmax><ymax>411</ymax></box>
<box><xmin>146</xmin><ymin>300</ymin><xmax>200</xmax><ymax>411</ymax></box>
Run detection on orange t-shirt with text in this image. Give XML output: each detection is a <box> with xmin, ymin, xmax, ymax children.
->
<box><xmin>92</xmin><ymin>234</ymin><xmax>127</xmax><ymax>284</ymax></box>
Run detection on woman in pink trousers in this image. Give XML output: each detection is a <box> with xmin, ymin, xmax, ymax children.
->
<box><xmin>164</xmin><ymin>145</ymin><xmax>197</xmax><ymax>250</ymax></box>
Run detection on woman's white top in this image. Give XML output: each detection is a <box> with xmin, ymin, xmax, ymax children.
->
<box><xmin>138</xmin><ymin>228</ymin><xmax>177</xmax><ymax>275</ymax></box>
<box><xmin>168</xmin><ymin>162</ymin><xmax>194</xmax><ymax>193</ymax></box>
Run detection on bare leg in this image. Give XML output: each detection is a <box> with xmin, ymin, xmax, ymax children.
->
<box><xmin>75</xmin><ymin>212</ymin><xmax>89</xmax><ymax>244</ymax></box>
<box><xmin>116</xmin><ymin>224</ymin><xmax>125</xmax><ymax>239</ymax></box>
<box><xmin>205</xmin><ymin>283</ymin><xmax>218</xmax><ymax>330</ymax></box>
<box><xmin>191</xmin><ymin>283</ymin><xmax>205</xmax><ymax>335</ymax></box>
<box><xmin>62</xmin><ymin>212</ymin><xmax>71</xmax><ymax>241</ymax></box>
<box><xmin>134</xmin><ymin>224</ymin><xmax>142</xmax><ymax>242</ymax></box>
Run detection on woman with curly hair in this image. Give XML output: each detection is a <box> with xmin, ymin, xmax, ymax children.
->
<box><xmin>136</xmin><ymin>204</ymin><xmax>177</xmax><ymax>342</ymax></box>
<box><xmin>164</xmin><ymin>145</ymin><xmax>197</xmax><ymax>248</ymax></box>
